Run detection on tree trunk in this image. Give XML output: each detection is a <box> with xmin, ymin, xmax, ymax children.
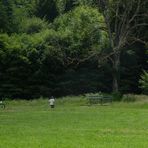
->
<box><xmin>112</xmin><ymin>51</ymin><xmax>120</xmax><ymax>93</ymax></box>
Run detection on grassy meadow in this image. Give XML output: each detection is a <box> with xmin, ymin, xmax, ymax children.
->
<box><xmin>0</xmin><ymin>96</ymin><xmax>148</xmax><ymax>148</ymax></box>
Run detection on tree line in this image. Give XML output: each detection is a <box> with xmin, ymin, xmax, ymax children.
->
<box><xmin>0</xmin><ymin>0</ymin><xmax>147</xmax><ymax>99</ymax></box>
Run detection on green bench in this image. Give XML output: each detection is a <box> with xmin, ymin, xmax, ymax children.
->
<box><xmin>87</xmin><ymin>95</ymin><xmax>112</xmax><ymax>105</ymax></box>
<box><xmin>0</xmin><ymin>101</ymin><xmax>5</xmax><ymax>109</ymax></box>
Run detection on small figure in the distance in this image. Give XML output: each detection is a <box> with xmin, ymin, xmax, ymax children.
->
<box><xmin>49</xmin><ymin>96</ymin><xmax>55</xmax><ymax>108</ymax></box>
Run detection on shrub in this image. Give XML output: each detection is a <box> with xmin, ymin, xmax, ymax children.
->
<box><xmin>112</xmin><ymin>92</ymin><xmax>123</xmax><ymax>101</ymax></box>
<box><xmin>139</xmin><ymin>71</ymin><xmax>148</xmax><ymax>95</ymax></box>
<box><xmin>20</xmin><ymin>17</ymin><xmax>49</xmax><ymax>34</ymax></box>
<box><xmin>122</xmin><ymin>94</ymin><xmax>136</xmax><ymax>102</ymax></box>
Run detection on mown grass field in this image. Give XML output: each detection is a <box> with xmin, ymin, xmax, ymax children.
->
<box><xmin>0</xmin><ymin>96</ymin><xmax>148</xmax><ymax>148</ymax></box>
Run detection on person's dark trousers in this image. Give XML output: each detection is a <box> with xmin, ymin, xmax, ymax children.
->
<box><xmin>51</xmin><ymin>105</ymin><xmax>54</xmax><ymax>108</ymax></box>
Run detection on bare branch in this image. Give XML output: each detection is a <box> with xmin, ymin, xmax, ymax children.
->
<box><xmin>129</xmin><ymin>37</ymin><xmax>147</xmax><ymax>45</ymax></box>
<box><xmin>128</xmin><ymin>0</ymin><xmax>141</xmax><ymax>24</ymax></box>
<box><xmin>130</xmin><ymin>23</ymin><xmax>148</xmax><ymax>30</ymax></box>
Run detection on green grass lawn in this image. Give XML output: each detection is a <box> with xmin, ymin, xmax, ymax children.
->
<box><xmin>0</xmin><ymin>97</ymin><xmax>148</xmax><ymax>148</ymax></box>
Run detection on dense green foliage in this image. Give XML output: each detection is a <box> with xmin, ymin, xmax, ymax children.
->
<box><xmin>0</xmin><ymin>0</ymin><xmax>147</xmax><ymax>99</ymax></box>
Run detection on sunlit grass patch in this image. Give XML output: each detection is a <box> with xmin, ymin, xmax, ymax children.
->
<box><xmin>0</xmin><ymin>96</ymin><xmax>148</xmax><ymax>148</ymax></box>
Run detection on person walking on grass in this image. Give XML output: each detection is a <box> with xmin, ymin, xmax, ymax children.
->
<box><xmin>49</xmin><ymin>96</ymin><xmax>55</xmax><ymax>108</ymax></box>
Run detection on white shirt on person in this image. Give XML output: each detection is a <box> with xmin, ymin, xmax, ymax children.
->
<box><xmin>49</xmin><ymin>98</ymin><xmax>55</xmax><ymax>105</ymax></box>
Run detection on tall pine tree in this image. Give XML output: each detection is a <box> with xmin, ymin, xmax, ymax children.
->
<box><xmin>35</xmin><ymin>0</ymin><xmax>59</xmax><ymax>22</ymax></box>
<box><xmin>0</xmin><ymin>0</ymin><xmax>14</xmax><ymax>33</ymax></box>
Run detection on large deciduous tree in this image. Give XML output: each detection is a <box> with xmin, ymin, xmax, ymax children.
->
<box><xmin>96</xmin><ymin>0</ymin><xmax>148</xmax><ymax>92</ymax></box>
<box><xmin>52</xmin><ymin>6</ymin><xmax>108</xmax><ymax>67</ymax></box>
